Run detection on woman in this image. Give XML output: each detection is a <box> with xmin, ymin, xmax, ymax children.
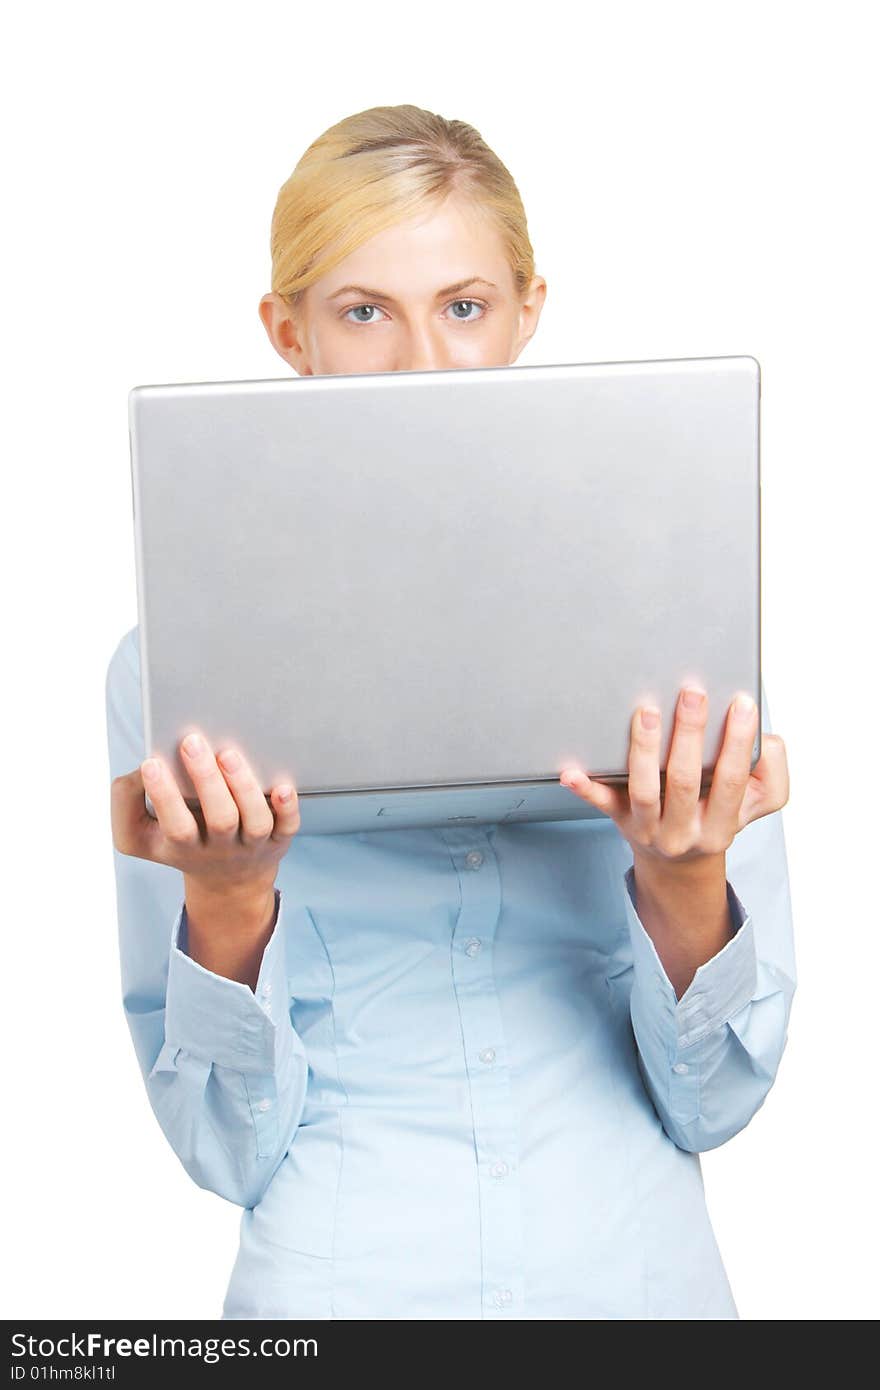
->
<box><xmin>107</xmin><ymin>104</ymin><xmax>795</xmax><ymax>1320</ymax></box>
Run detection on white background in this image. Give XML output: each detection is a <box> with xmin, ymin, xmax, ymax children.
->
<box><xmin>3</xmin><ymin>0</ymin><xmax>877</xmax><ymax>1321</ymax></box>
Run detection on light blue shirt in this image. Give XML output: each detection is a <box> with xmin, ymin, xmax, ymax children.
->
<box><xmin>106</xmin><ymin>624</ymin><xmax>796</xmax><ymax>1320</ymax></box>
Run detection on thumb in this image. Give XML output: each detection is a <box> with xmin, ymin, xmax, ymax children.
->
<box><xmin>268</xmin><ymin>783</ymin><xmax>302</xmax><ymax>843</ymax></box>
<box><xmin>111</xmin><ymin>767</ymin><xmax>164</xmax><ymax>859</ymax></box>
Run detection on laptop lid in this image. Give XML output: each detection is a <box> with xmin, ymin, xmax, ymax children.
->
<box><xmin>129</xmin><ymin>354</ymin><xmax>761</xmax><ymax>834</ymax></box>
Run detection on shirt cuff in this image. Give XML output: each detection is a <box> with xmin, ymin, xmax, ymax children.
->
<box><xmin>164</xmin><ymin>888</ymin><xmax>304</xmax><ymax>1073</ymax></box>
<box><xmin>623</xmin><ymin>864</ymin><xmax>758</xmax><ymax>1049</ymax></box>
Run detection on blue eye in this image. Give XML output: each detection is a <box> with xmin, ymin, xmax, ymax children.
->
<box><xmin>344</xmin><ymin>304</ymin><xmax>387</xmax><ymax>324</ymax></box>
<box><xmin>446</xmin><ymin>299</ymin><xmax>485</xmax><ymax>321</ymax></box>
<box><xmin>342</xmin><ymin>299</ymin><xmax>488</xmax><ymax>325</ymax></box>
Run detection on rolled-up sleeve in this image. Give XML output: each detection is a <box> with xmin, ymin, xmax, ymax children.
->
<box><xmin>106</xmin><ymin>625</ymin><xmax>310</xmax><ymax>1208</ymax></box>
<box><xmin>622</xmin><ymin>677</ymin><xmax>797</xmax><ymax>1153</ymax></box>
<box><xmin>166</xmin><ymin>889</ymin><xmax>293</xmax><ymax>1075</ymax></box>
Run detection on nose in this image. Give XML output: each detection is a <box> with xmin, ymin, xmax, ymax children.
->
<box><xmin>395</xmin><ymin>326</ymin><xmax>454</xmax><ymax>374</ymax></box>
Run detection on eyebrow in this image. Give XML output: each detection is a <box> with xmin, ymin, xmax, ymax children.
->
<box><xmin>325</xmin><ymin>276</ymin><xmax>499</xmax><ymax>302</ymax></box>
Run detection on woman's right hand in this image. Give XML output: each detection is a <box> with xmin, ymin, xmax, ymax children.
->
<box><xmin>110</xmin><ymin>731</ymin><xmax>301</xmax><ymax>898</ymax></box>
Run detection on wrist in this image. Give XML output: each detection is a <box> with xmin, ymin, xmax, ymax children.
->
<box><xmin>630</xmin><ymin>849</ymin><xmax>728</xmax><ymax>942</ymax></box>
<box><xmin>631</xmin><ymin>847</ymin><xmax>726</xmax><ymax>888</ymax></box>
<box><xmin>184</xmin><ymin>876</ymin><xmax>277</xmax><ymax>937</ymax></box>
<box><xmin>182</xmin><ymin>879</ymin><xmax>279</xmax><ymax>987</ymax></box>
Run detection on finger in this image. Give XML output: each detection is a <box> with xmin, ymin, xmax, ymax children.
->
<box><xmin>738</xmin><ymin>732</ymin><xmax>790</xmax><ymax>827</ymax></box>
<box><xmin>215</xmin><ymin>745</ymin><xmax>276</xmax><ymax>844</ymax></box>
<box><xmin>661</xmin><ymin>685</ymin><xmax>707</xmax><ymax>841</ymax></box>
<box><xmin>111</xmin><ymin>768</ymin><xmax>166</xmax><ymax>859</ymax></box>
<box><xmin>560</xmin><ymin>766</ymin><xmax>627</xmax><ymax>820</ymax></box>
<box><xmin>138</xmin><ymin>757</ymin><xmax>201</xmax><ymax>848</ymax></box>
<box><xmin>701</xmin><ymin>692</ymin><xmax>758</xmax><ymax>847</ymax></box>
<box><xmin>627</xmin><ymin>705</ymin><xmax>662</xmax><ymax>840</ymax></box>
<box><xmin>180</xmin><ymin>732</ymin><xmax>240</xmax><ymax>836</ymax></box>
<box><xmin>268</xmin><ymin>783</ymin><xmax>302</xmax><ymax>843</ymax></box>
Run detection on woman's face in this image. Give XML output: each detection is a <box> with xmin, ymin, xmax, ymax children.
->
<box><xmin>259</xmin><ymin>193</ymin><xmax>547</xmax><ymax>376</ymax></box>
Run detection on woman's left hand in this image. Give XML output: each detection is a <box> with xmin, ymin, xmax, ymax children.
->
<box><xmin>559</xmin><ymin>685</ymin><xmax>790</xmax><ymax>867</ymax></box>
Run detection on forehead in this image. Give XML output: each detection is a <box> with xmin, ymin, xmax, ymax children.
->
<box><xmin>313</xmin><ymin>195</ymin><xmax>514</xmax><ymax>300</ymax></box>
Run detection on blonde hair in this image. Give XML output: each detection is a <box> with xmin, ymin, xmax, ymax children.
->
<box><xmin>268</xmin><ymin>104</ymin><xmax>536</xmax><ymax>312</ymax></box>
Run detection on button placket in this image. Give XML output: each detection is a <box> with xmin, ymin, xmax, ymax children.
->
<box><xmin>243</xmin><ymin>1074</ymin><xmax>280</xmax><ymax>1157</ymax></box>
<box><xmin>438</xmin><ymin>827</ymin><xmax>526</xmax><ymax>1318</ymax></box>
<box><xmin>670</xmin><ymin>1055</ymin><xmax>701</xmax><ymax>1123</ymax></box>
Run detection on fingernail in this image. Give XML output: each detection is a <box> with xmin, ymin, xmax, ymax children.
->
<box><xmin>142</xmin><ymin>759</ymin><xmax>160</xmax><ymax>782</ymax></box>
<box><xmin>682</xmin><ymin>687</ymin><xmax>706</xmax><ymax>710</ymax></box>
<box><xmin>218</xmin><ymin>748</ymin><xmax>241</xmax><ymax>772</ymax></box>
<box><xmin>182</xmin><ymin>733</ymin><xmax>202</xmax><ymax>755</ymax></box>
<box><xmin>641</xmin><ymin>707</ymin><xmax>660</xmax><ymax>730</ymax></box>
<box><xmin>277</xmin><ymin>786</ymin><xmax>293</xmax><ymax>802</ymax></box>
<box><xmin>733</xmin><ymin>693</ymin><xmax>755</xmax><ymax>722</ymax></box>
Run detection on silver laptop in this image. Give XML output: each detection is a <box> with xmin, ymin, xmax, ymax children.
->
<box><xmin>128</xmin><ymin>355</ymin><xmax>761</xmax><ymax>835</ymax></box>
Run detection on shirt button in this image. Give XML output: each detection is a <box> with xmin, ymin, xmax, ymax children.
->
<box><xmin>493</xmin><ymin>1288</ymin><xmax>513</xmax><ymax>1308</ymax></box>
<box><xmin>261</xmin><ymin>981</ymin><xmax>272</xmax><ymax>996</ymax></box>
<box><xmin>673</xmin><ymin>1062</ymin><xmax>690</xmax><ymax>1075</ymax></box>
<box><xmin>465</xmin><ymin>850</ymin><xmax>484</xmax><ymax>869</ymax></box>
<box><xmin>490</xmin><ymin>1160</ymin><xmax>509</xmax><ymax>1179</ymax></box>
<box><xmin>257</xmin><ymin>1098</ymin><xmax>272</xmax><ymax>1111</ymax></box>
<box><xmin>464</xmin><ymin>937</ymin><xmax>482</xmax><ymax>956</ymax></box>
<box><xmin>478</xmin><ymin>1047</ymin><xmax>496</xmax><ymax>1065</ymax></box>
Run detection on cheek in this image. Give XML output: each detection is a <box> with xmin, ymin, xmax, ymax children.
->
<box><xmin>448</xmin><ymin>317</ymin><xmax>514</xmax><ymax>368</ymax></box>
<box><xmin>313</xmin><ymin>328</ymin><xmax>390</xmax><ymax>375</ymax></box>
